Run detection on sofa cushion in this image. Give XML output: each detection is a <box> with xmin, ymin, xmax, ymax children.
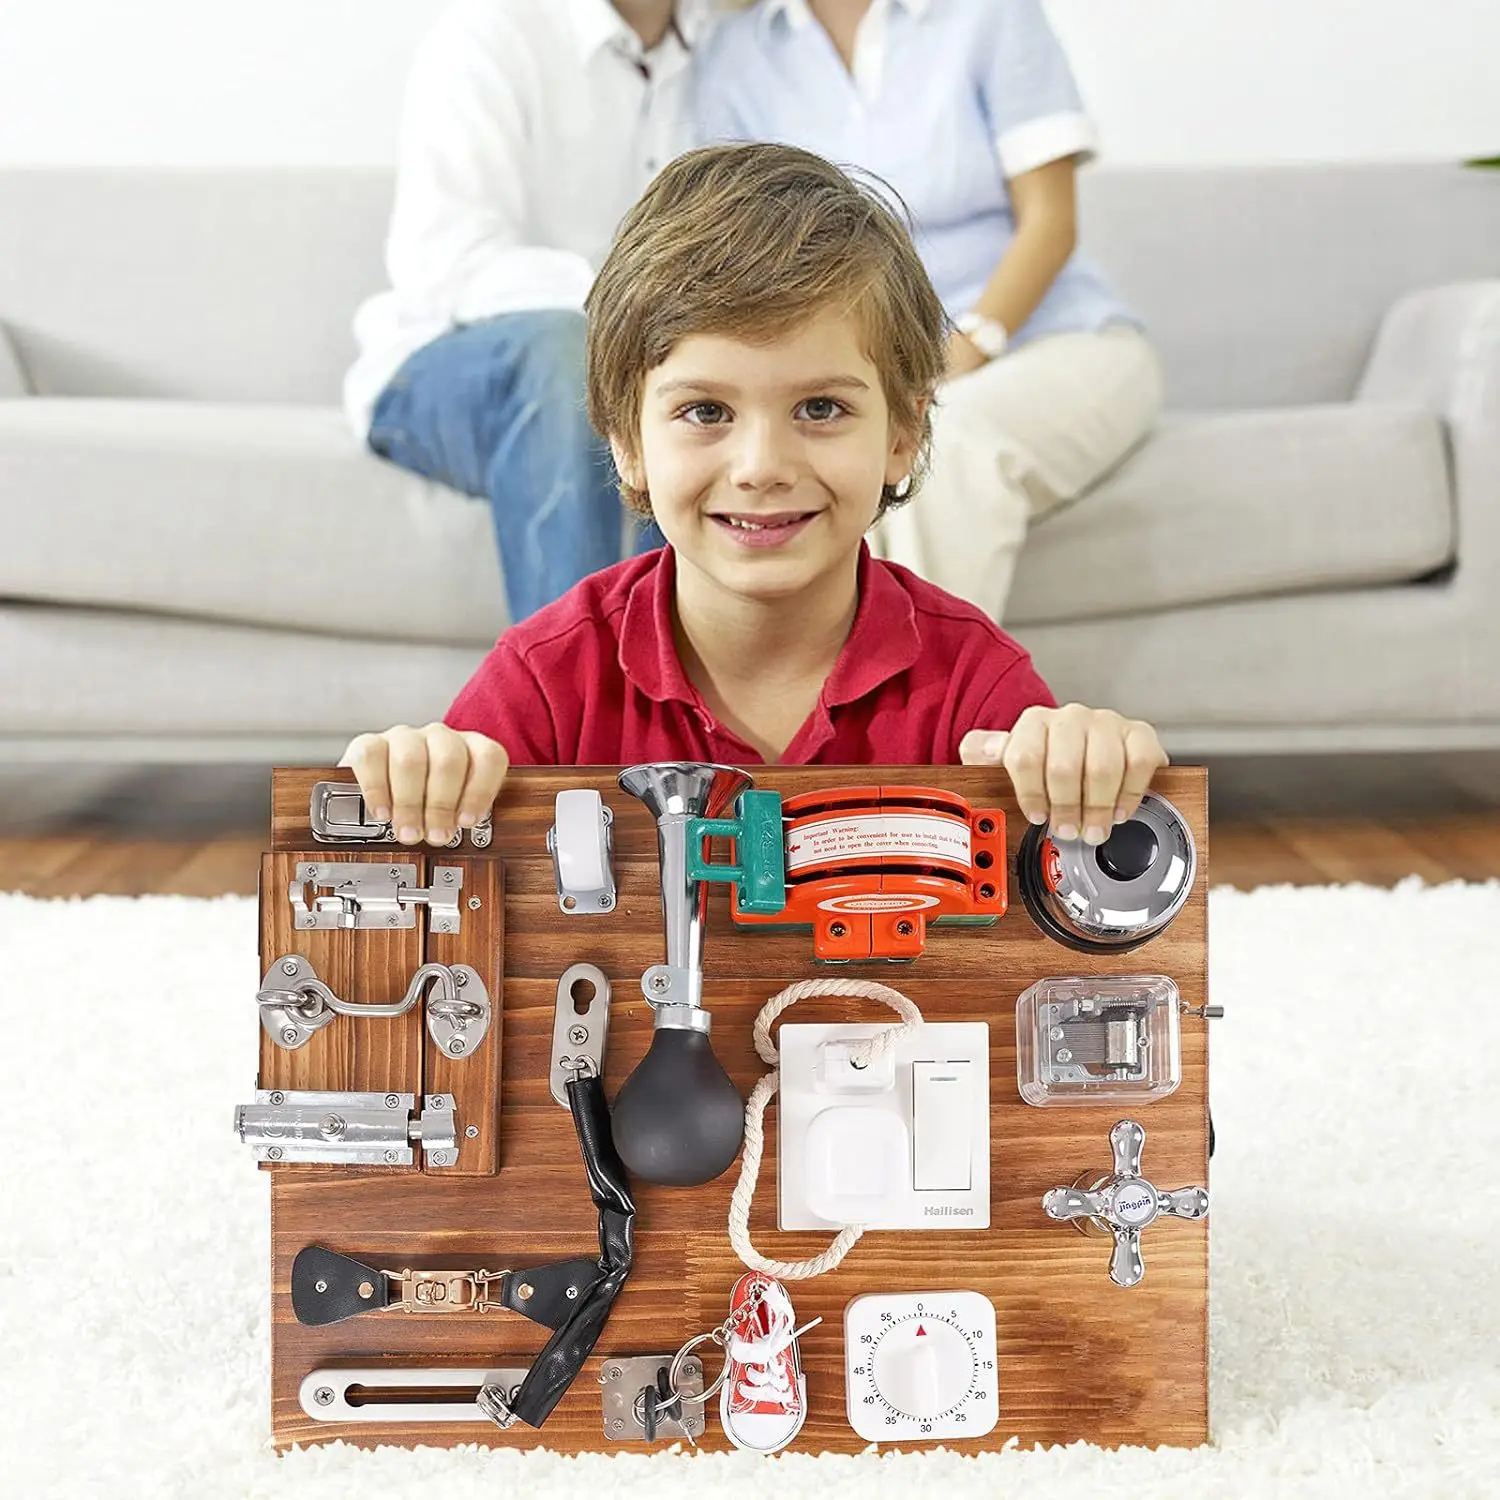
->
<box><xmin>1005</xmin><ymin>403</ymin><xmax>1455</xmax><ymax>626</ymax></box>
<box><xmin>0</xmin><ymin>322</ymin><xmax>28</xmax><ymax>397</ymax></box>
<box><xmin>0</xmin><ymin>399</ymin><xmax>510</xmax><ymax>644</ymax></box>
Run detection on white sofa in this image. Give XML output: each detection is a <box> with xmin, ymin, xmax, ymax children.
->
<box><xmin>1</xmin><ymin>163</ymin><xmax>1497</xmax><ymax>763</ymax></box>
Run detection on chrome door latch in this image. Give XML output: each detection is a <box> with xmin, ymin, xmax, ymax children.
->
<box><xmin>257</xmin><ymin>954</ymin><xmax>491</xmax><ymax>1057</ymax></box>
<box><xmin>309</xmin><ymin>781</ymin><xmax>492</xmax><ymax>849</ymax></box>
<box><xmin>234</xmin><ymin>1089</ymin><xmax>460</xmax><ymax>1167</ymax></box>
<box><xmin>289</xmin><ymin>861</ymin><xmax>466</xmax><ymax>933</ymax></box>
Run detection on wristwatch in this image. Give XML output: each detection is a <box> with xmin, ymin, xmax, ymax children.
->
<box><xmin>956</xmin><ymin>312</ymin><xmax>1010</xmax><ymax>361</ymax></box>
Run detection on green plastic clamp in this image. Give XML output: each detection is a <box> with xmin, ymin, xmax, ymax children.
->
<box><xmin>684</xmin><ymin>789</ymin><xmax>787</xmax><ymax>914</ymax></box>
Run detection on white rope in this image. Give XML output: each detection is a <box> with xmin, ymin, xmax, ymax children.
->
<box><xmin>728</xmin><ymin>978</ymin><xmax>924</xmax><ymax>1281</ymax></box>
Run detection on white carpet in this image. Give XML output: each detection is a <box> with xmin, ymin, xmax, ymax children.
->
<box><xmin>3</xmin><ymin>881</ymin><xmax>1498</xmax><ymax>1500</ymax></box>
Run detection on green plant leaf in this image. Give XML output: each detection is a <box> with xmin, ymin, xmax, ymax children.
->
<box><xmin>1465</xmin><ymin>156</ymin><xmax>1500</xmax><ymax>168</ymax></box>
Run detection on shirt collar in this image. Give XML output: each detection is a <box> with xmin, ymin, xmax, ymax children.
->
<box><xmin>617</xmin><ymin>543</ymin><xmax>923</xmax><ymax>709</ymax></box>
<box><xmin>760</xmin><ymin>0</ymin><xmax>930</xmax><ymax>33</ymax></box>
<box><xmin>571</xmin><ymin>0</ymin><xmax>714</xmax><ymax>64</ymax></box>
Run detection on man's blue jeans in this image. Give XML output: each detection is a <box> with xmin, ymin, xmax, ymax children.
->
<box><xmin>368</xmin><ymin>309</ymin><xmax>659</xmax><ymax>622</ymax></box>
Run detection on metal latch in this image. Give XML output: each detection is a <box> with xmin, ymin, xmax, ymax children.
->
<box><xmin>289</xmin><ymin>862</ymin><xmax>464</xmax><ymax>933</ymax></box>
<box><xmin>600</xmin><ymin>1355</ymin><xmax>706</xmax><ymax>1444</ymax></box>
<box><xmin>310</xmin><ymin>781</ymin><xmax>492</xmax><ymax>849</ymax></box>
<box><xmin>300</xmin><ymin>1366</ymin><xmax>528</xmax><ymax>1424</ymax></box>
<box><xmin>258</xmin><ymin>954</ymin><xmax>492</xmax><ymax>1057</ymax></box>
<box><xmin>234</xmin><ymin>1089</ymin><xmax>460</xmax><ymax>1167</ymax></box>
<box><xmin>550</xmin><ymin>963</ymin><xmax>611</xmax><ymax>1106</ymax></box>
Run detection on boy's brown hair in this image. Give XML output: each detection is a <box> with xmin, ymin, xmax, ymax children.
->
<box><xmin>585</xmin><ymin>142</ymin><xmax>948</xmax><ymax>519</ymax></box>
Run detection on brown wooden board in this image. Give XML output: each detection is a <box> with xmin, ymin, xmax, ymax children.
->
<box><xmin>265</xmin><ymin>765</ymin><xmax>1210</xmax><ymax>1453</ymax></box>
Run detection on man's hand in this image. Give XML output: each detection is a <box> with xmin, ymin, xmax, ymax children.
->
<box><xmin>338</xmin><ymin>724</ymin><xmax>510</xmax><ymax>846</ymax></box>
<box><xmin>959</xmin><ymin>703</ymin><xmax>1168</xmax><ymax>842</ymax></box>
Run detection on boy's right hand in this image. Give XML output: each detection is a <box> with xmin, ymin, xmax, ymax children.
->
<box><xmin>339</xmin><ymin>724</ymin><xmax>509</xmax><ymax>846</ymax></box>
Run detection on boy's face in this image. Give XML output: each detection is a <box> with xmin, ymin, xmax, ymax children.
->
<box><xmin>614</xmin><ymin>309</ymin><xmax>919</xmax><ymax>606</ymax></box>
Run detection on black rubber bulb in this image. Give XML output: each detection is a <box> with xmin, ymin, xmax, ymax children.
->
<box><xmin>1096</xmin><ymin>819</ymin><xmax>1159</xmax><ymax>882</ymax></box>
<box><xmin>610</xmin><ymin>1028</ymin><xmax>745</xmax><ymax>1187</ymax></box>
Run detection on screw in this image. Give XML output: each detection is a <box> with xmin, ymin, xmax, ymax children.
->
<box><xmin>281</xmin><ymin>1026</ymin><xmax>299</xmax><ymax>1044</ymax></box>
<box><xmin>384</xmin><ymin>1150</ymin><xmax>399</xmax><ymax>1163</ymax></box>
<box><xmin>604</xmin><ymin>1365</ymin><xmax>622</xmax><ymax>1380</ymax></box>
<box><xmin>599</xmin><ymin>894</ymin><xmax>614</xmax><ymax>909</ymax></box>
<box><xmin>565</xmin><ymin>1286</ymin><xmax>579</xmax><ymax>1300</ymax></box>
<box><xmin>468</xmin><ymin>896</ymin><xmax>481</xmax><ymax>909</ymax></box>
<box><xmin>895</xmin><ymin>920</ymin><xmax>914</xmax><ymax>937</ymax></box>
<box><xmin>314</xmin><ymin>1387</ymin><xmax>335</xmax><ymax>1406</ymax></box>
<box><xmin>610</xmin><ymin>1419</ymin><xmax>625</xmax><ymax>1435</ymax></box>
<box><xmin>465</xmin><ymin>1125</ymin><xmax>479</xmax><ymax>1138</ymax></box>
<box><xmin>314</xmin><ymin>1279</ymin><xmax>328</xmax><ymax>1293</ymax></box>
<box><xmin>269</xmin><ymin>1091</ymin><xmax>285</xmax><ymax>1106</ymax></box>
<box><xmin>454</xmin><ymin>970</ymin><xmax>468</xmax><ymax>986</ymax></box>
<box><xmin>390</xmin><ymin>868</ymin><xmax>401</xmax><ymax>879</ymax></box>
<box><xmin>1057</xmin><ymin>1048</ymin><xmax>1073</xmax><ymax>1063</ymax></box>
<box><xmin>429</xmin><ymin>1150</ymin><xmax>454</xmax><ymax>1166</ymax></box>
<box><xmin>443</xmin><ymin>871</ymin><xmax>455</xmax><ymax>884</ymax></box>
<box><xmin>562</xmin><ymin>895</ymin><xmax>578</xmax><ymax>911</ymax></box>
<box><xmin>830</xmin><ymin>922</ymin><xmax>847</xmax><ymax>938</ymax></box>
<box><xmin>282</xmin><ymin>960</ymin><xmax>299</xmax><ymax>977</ymax></box>
<box><xmin>683</xmin><ymin>1360</ymin><xmax>700</xmax><ymax>1377</ymax></box>
<box><xmin>1050</xmin><ymin>1027</ymin><xmax>1065</xmax><ymax>1041</ymax></box>
<box><xmin>385</xmin><ymin>1094</ymin><xmax>400</xmax><ymax>1108</ymax></box>
<box><xmin>299</xmin><ymin>915</ymin><xmax>313</xmax><ymax>926</ymax></box>
<box><xmin>387</xmin><ymin>915</ymin><xmax>398</xmax><ymax>927</ymax></box>
<box><xmin>648</xmin><ymin>973</ymin><xmax>671</xmax><ymax>995</ymax></box>
<box><xmin>449</xmin><ymin>1038</ymin><xmax>466</xmax><ymax>1055</ymax></box>
<box><xmin>430</xmin><ymin>1096</ymin><xmax>446</xmax><ymax>1109</ymax></box>
<box><xmin>568</xmin><ymin>1025</ymin><xmax>589</xmax><ymax>1045</ymax></box>
<box><xmin>266</xmin><ymin>1147</ymin><xmax>283</xmax><ymax>1161</ymax></box>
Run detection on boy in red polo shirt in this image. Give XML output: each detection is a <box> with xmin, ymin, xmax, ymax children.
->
<box><xmin>341</xmin><ymin>143</ymin><xmax>1168</xmax><ymax>847</ymax></box>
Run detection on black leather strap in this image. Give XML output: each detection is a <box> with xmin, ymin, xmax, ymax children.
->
<box><xmin>508</xmin><ymin>1070</ymin><xmax>636</xmax><ymax>1428</ymax></box>
<box><xmin>498</xmin><ymin>1258</ymin><xmax>603</xmax><ymax>1331</ymax></box>
<box><xmin>291</xmin><ymin>1246</ymin><xmax>392</xmax><ymax>1326</ymax></box>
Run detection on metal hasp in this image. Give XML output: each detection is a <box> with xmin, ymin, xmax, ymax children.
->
<box><xmin>257</xmin><ymin>954</ymin><xmax>491</xmax><ymax>1057</ymax></box>
<box><xmin>599</xmin><ymin>1355</ymin><xmax>706</xmax><ymax>1444</ymax></box>
<box><xmin>288</xmin><ymin>861</ymin><xmax>464</xmax><ymax>934</ymax></box>
<box><xmin>547</xmin><ymin>789</ymin><xmax>618</xmax><ymax>914</ymax></box>
<box><xmin>299</xmin><ymin>1366</ymin><xmax>529</xmax><ymax>1424</ymax></box>
<box><xmin>1041</xmin><ymin>1118</ymin><xmax>1209</xmax><ymax>1287</ymax></box>
<box><xmin>234</xmin><ymin>1089</ymin><xmax>460</xmax><ymax>1167</ymax></box>
<box><xmin>309</xmin><ymin>780</ymin><xmax>492</xmax><ymax>848</ymax></box>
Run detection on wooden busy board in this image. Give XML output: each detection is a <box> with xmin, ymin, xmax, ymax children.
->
<box><xmin>262</xmin><ymin>765</ymin><xmax>1211</xmax><ymax>1453</ymax></box>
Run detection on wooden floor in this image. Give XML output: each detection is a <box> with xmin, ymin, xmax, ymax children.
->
<box><xmin>0</xmin><ymin>754</ymin><xmax>1496</xmax><ymax>896</ymax></box>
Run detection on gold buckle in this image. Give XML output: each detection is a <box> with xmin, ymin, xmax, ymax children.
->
<box><xmin>390</xmin><ymin>1268</ymin><xmax>509</xmax><ymax>1314</ymax></box>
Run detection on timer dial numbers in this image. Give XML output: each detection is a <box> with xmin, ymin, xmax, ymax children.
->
<box><xmin>845</xmin><ymin>1291</ymin><xmax>999</xmax><ymax>1442</ymax></box>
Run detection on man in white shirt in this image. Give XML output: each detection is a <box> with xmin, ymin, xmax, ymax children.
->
<box><xmin>346</xmin><ymin>0</ymin><xmax>713</xmax><ymax>621</ymax></box>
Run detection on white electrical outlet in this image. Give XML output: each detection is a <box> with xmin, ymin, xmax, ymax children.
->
<box><xmin>777</xmin><ymin>1021</ymin><xmax>990</xmax><ymax>1231</ymax></box>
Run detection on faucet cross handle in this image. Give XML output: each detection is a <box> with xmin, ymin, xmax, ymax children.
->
<box><xmin>1042</xmin><ymin>1118</ymin><xmax>1209</xmax><ymax>1288</ymax></box>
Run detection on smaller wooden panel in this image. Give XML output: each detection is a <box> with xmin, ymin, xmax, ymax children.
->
<box><xmin>424</xmin><ymin>859</ymin><xmax>505</xmax><ymax>1175</ymax></box>
<box><xmin>258</xmin><ymin>852</ymin><xmax>427</xmax><ymax>1176</ymax></box>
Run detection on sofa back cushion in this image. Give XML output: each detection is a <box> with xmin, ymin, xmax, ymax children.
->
<box><xmin>1</xmin><ymin>164</ymin><xmax>1497</xmax><ymax>410</ymax></box>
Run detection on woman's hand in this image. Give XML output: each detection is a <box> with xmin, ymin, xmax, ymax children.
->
<box><xmin>338</xmin><ymin>724</ymin><xmax>510</xmax><ymax>845</ymax></box>
<box><xmin>944</xmin><ymin>330</ymin><xmax>989</xmax><ymax>379</ymax></box>
<box><xmin>960</xmin><ymin>703</ymin><xmax>1168</xmax><ymax>841</ymax></box>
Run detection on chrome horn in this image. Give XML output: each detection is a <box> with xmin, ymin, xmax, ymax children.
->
<box><xmin>610</xmin><ymin>762</ymin><xmax>753</xmax><ymax>1186</ymax></box>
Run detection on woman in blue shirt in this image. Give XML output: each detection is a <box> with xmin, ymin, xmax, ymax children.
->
<box><xmin>695</xmin><ymin>0</ymin><xmax>1162</xmax><ymax>622</ymax></box>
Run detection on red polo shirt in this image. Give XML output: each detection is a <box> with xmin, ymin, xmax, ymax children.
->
<box><xmin>445</xmin><ymin>544</ymin><xmax>1056</xmax><ymax>765</ymax></box>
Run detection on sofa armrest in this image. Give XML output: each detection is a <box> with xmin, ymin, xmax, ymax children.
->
<box><xmin>0</xmin><ymin>321</ymin><xmax>29</xmax><ymax>397</ymax></box>
<box><xmin>1357</xmin><ymin>280</ymin><xmax>1500</xmax><ymax>591</ymax></box>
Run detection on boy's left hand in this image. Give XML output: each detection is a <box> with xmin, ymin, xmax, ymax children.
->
<box><xmin>959</xmin><ymin>703</ymin><xmax>1168</xmax><ymax>843</ymax></box>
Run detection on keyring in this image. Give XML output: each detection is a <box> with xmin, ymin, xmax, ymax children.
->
<box><xmin>667</xmin><ymin>1330</ymin><xmax>730</xmax><ymax>1405</ymax></box>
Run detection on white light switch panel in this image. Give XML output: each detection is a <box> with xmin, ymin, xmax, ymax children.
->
<box><xmin>777</xmin><ymin>1021</ymin><xmax>990</xmax><ymax>1231</ymax></box>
